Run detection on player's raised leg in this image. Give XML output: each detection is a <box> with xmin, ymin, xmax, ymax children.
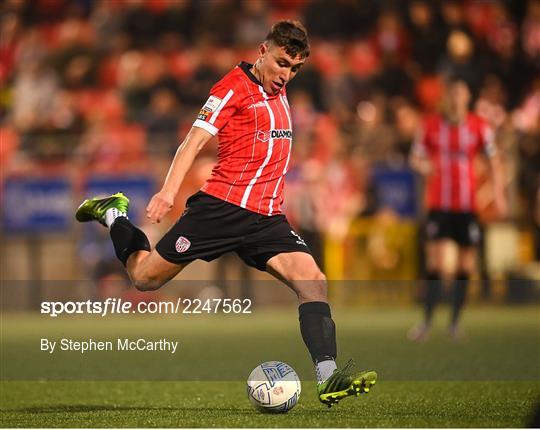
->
<box><xmin>266</xmin><ymin>252</ymin><xmax>377</xmax><ymax>407</ymax></box>
<box><xmin>75</xmin><ymin>192</ymin><xmax>186</xmax><ymax>291</ymax></box>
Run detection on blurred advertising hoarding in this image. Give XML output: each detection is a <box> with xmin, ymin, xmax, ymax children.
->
<box><xmin>2</xmin><ymin>176</ymin><xmax>154</xmax><ymax>234</ymax></box>
<box><xmin>2</xmin><ymin>177</ymin><xmax>72</xmax><ymax>234</ymax></box>
<box><xmin>372</xmin><ymin>167</ymin><xmax>417</xmax><ymax>218</ymax></box>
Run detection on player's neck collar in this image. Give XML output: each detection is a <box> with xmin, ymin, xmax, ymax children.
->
<box><xmin>239</xmin><ymin>61</ymin><xmax>262</xmax><ymax>86</ymax></box>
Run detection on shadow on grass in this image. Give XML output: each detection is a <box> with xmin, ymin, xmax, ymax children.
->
<box><xmin>1</xmin><ymin>405</ymin><xmax>253</xmax><ymax>414</ymax></box>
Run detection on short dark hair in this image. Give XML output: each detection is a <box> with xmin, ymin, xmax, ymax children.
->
<box><xmin>265</xmin><ymin>20</ymin><xmax>310</xmax><ymax>59</ymax></box>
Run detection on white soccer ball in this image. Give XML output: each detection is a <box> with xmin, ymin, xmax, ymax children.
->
<box><xmin>246</xmin><ymin>361</ymin><xmax>301</xmax><ymax>413</ymax></box>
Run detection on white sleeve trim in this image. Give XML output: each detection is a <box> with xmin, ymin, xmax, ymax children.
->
<box><xmin>209</xmin><ymin>89</ymin><xmax>235</xmax><ymax>125</ymax></box>
<box><xmin>193</xmin><ymin>119</ymin><xmax>218</xmax><ymax>136</ymax></box>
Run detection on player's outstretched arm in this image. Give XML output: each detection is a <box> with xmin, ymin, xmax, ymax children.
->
<box><xmin>146</xmin><ymin>126</ymin><xmax>213</xmax><ymax>223</ymax></box>
<box><xmin>488</xmin><ymin>152</ymin><xmax>508</xmax><ymax>219</ymax></box>
<box><xmin>409</xmin><ymin>127</ymin><xmax>433</xmax><ymax>176</ymax></box>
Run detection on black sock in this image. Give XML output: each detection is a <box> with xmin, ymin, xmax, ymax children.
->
<box><xmin>109</xmin><ymin>217</ymin><xmax>151</xmax><ymax>266</ymax></box>
<box><xmin>451</xmin><ymin>271</ymin><xmax>469</xmax><ymax>326</ymax></box>
<box><xmin>424</xmin><ymin>271</ymin><xmax>442</xmax><ymax>326</ymax></box>
<box><xmin>299</xmin><ymin>301</ymin><xmax>337</xmax><ymax>364</ymax></box>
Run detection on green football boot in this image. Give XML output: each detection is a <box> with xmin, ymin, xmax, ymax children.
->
<box><xmin>317</xmin><ymin>360</ymin><xmax>377</xmax><ymax>407</ymax></box>
<box><xmin>75</xmin><ymin>192</ymin><xmax>129</xmax><ymax>227</ymax></box>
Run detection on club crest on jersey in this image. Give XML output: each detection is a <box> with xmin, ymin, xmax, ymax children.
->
<box><xmin>257</xmin><ymin>129</ymin><xmax>293</xmax><ymax>142</ymax></box>
<box><xmin>175</xmin><ymin>236</ymin><xmax>191</xmax><ymax>253</ymax></box>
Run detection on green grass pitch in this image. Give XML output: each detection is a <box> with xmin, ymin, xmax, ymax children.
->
<box><xmin>1</xmin><ymin>306</ymin><xmax>539</xmax><ymax>427</ymax></box>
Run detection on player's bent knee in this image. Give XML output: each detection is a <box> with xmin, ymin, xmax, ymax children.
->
<box><xmin>314</xmin><ymin>270</ymin><xmax>327</xmax><ymax>283</ymax></box>
<box><xmin>132</xmin><ymin>276</ymin><xmax>164</xmax><ymax>292</ymax></box>
<box><xmin>298</xmin><ymin>269</ymin><xmax>326</xmax><ymax>283</ymax></box>
<box><xmin>293</xmin><ymin>271</ymin><xmax>327</xmax><ymax>301</ymax></box>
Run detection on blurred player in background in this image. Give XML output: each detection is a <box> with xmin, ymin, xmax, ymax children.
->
<box><xmin>409</xmin><ymin>77</ymin><xmax>507</xmax><ymax>341</ymax></box>
<box><xmin>76</xmin><ymin>20</ymin><xmax>376</xmax><ymax>406</ymax></box>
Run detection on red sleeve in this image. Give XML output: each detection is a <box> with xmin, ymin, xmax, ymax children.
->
<box><xmin>192</xmin><ymin>80</ymin><xmax>240</xmax><ymax>136</ymax></box>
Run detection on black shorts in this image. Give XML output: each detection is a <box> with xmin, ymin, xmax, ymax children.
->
<box><xmin>155</xmin><ymin>191</ymin><xmax>311</xmax><ymax>271</ymax></box>
<box><xmin>425</xmin><ymin>210</ymin><xmax>481</xmax><ymax>247</ymax></box>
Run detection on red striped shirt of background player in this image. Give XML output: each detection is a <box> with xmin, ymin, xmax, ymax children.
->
<box><xmin>192</xmin><ymin>64</ymin><xmax>292</xmax><ymax>216</ymax></box>
<box><xmin>412</xmin><ymin>113</ymin><xmax>496</xmax><ymax>213</ymax></box>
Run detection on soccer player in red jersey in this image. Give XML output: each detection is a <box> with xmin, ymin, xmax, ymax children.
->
<box><xmin>408</xmin><ymin>77</ymin><xmax>507</xmax><ymax>341</ymax></box>
<box><xmin>76</xmin><ymin>21</ymin><xmax>376</xmax><ymax>406</ymax></box>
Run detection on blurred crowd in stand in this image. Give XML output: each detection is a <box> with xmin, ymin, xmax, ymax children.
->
<box><xmin>1</xmin><ymin>0</ymin><xmax>539</xmax><ymax>273</ymax></box>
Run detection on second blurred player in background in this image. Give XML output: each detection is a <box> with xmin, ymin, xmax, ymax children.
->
<box><xmin>408</xmin><ymin>77</ymin><xmax>507</xmax><ymax>341</ymax></box>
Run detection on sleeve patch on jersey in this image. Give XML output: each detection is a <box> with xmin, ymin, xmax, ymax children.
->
<box><xmin>202</xmin><ymin>95</ymin><xmax>222</xmax><ymax>113</ymax></box>
<box><xmin>197</xmin><ymin>110</ymin><xmax>210</xmax><ymax>121</ymax></box>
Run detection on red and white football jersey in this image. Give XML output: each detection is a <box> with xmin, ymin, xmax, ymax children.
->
<box><xmin>412</xmin><ymin>112</ymin><xmax>496</xmax><ymax>213</ymax></box>
<box><xmin>193</xmin><ymin>62</ymin><xmax>293</xmax><ymax>216</ymax></box>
